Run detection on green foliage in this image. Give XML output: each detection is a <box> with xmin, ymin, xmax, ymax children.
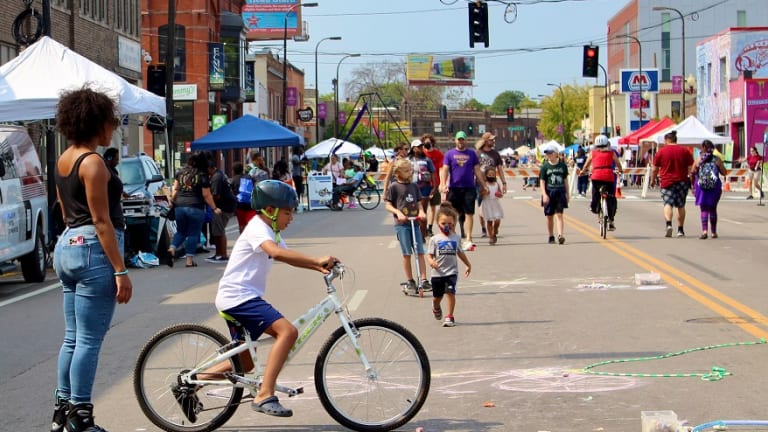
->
<box><xmin>462</xmin><ymin>98</ymin><xmax>488</xmax><ymax>111</ymax></box>
<box><xmin>489</xmin><ymin>90</ymin><xmax>526</xmax><ymax>114</ymax></box>
<box><xmin>537</xmin><ymin>84</ymin><xmax>589</xmax><ymax>145</ymax></box>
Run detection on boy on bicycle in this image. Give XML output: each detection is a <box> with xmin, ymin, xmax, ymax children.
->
<box><xmin>211</xmin><ymin>180</ymin><xmax>338</xmax><ymax>418</ymax></box>
<box><xmin>384</xmin><ymin>158</ymin><xmax>429</xmax><ymax>294</ymax></box>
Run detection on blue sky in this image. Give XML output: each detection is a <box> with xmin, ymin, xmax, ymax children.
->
<box><xmin>264</xmin><ymin>0</ymin><xmax>626</xmax><ymax>105</ymax></box>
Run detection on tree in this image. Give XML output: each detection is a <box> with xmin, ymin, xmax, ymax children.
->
<box><xmin>537</xmin><ymin>84</ymin><xmax>589</xmax><ymax>145</ymax></box>
<box><xmin>345</xmin><ymin>61</ymin><xmax>444</xmax><ymax>112</ymax></box>
<box><xmin>461</xmin><ymin>98</ymin><xmax>488</xmax><ymax>111</ymax></box>
<box><xmin>489</xmin><ymin>90</ymin><xmax>526</xmax><ymax>114</ymax></box>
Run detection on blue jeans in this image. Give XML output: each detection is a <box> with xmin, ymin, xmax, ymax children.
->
<box><xmin>171</xmin><ymin>206</ymin><xmax>205</xmax><ymax>257</ymax></box>
<box><xmin>53</xmin><ymin>225</ymin><xmax>124</xmax><ymax>404</ymax></box>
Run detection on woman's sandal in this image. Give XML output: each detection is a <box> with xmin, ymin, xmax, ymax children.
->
<box><xmin>185</xmin><ymin>261</ymin><xmax>198</xmax><ymax>268</ymax></box>
<box><xmin>252</xmin><ymin>395</ymin><xmax>293</xmax><ymax>417</ymax></box>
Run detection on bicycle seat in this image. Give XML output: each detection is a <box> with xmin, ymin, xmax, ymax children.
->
<box><xmin>219</xmin><ymin>311</ymin><xmax>243</xmax><ymax>326</ymax></box>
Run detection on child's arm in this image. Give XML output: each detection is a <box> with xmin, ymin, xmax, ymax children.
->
<box><xmin>262</xmin><ymin>240</ymin><xmax>338</xmax><ymax>274</ymax></box>
<box><xmin>457</xmin><ymin>250</ymin><xmax>472</xmax><ymax>277</ymax></box>
<box><xmin>384</xmin><ymin>200</ymin><xmax>407</xmax><ymax>222</ymax></box>
<box><xmin>427</xmin><ymin>253</ymin><xmax>438</xmax><ymax>270</ymax></box>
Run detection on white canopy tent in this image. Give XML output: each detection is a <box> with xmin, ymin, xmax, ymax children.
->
<box><xmin>538</xmin><ymin>140</ymin><xmax>564</xmax><ymax>153</ymax></box>
<box><xmin>499</xmin><ymin>147</ymin><xmax>515</xmax><ymax>156</ymax></box>
<box><xmin>0</xmin><ymin>36</ymin><xmax>166</xmax><ymax>121</ymax></box>
<box><xmin>364</xmin><ymin>145</ymin><xmax>388</xmax><ymax>160</ymax></box>
<box><xmin>647</xmin><ymin>116</ymin><xmax>731</xmax><ymax>145</ymax></box>
<box><xmin>305</xmin><ymin>138</ymin><xmax>362</xmax><ymax>159</ymax></box>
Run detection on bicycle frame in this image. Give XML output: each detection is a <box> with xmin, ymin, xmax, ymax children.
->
<box><xmin>178</xmin><ymin>266</ymin><xmax>372</xmax><ymax>394</ymax></box>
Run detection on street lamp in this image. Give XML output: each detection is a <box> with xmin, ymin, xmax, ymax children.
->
<box><xmin>282</xmin><ymin>2</ymin><xmax>318</xmax><ymax>126</ymax></box>
<box><xmin>547</xmin><ymin>82</ymin><xmax>565</xmax><ymax>144</ymax></box>
<box><xmin>314</xmin><ymin>36</ymin><xmax>341</xmax><ymax>143</ymax></box>
<box><xmin>617</xmin><ymin>33</ymin><xmax>643</xmax><ymax>130</ymax></box>
<box><xmin>597</xmin><ymin>64</ymin><xmax>609</xmax><ymax>136</ymax></box>
<box><xmin>334</xmin><ymin>53</ymin><xmax>360</xmax><ymax>138</ymax></box>
<box><xmin>653</xmin><ymin>6</ymin><xmax>686</xmax><ymax>118</ymax></box>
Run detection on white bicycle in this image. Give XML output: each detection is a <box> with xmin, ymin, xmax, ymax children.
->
<box><xmin>133</xmin><ymin>264</ymin><xmax>431</xmax><ymax>432</ymax></box>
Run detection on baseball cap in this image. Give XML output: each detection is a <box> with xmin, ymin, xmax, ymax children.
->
<box><xmin>410</xmin><ymin>139</ymin><xmax>423</xmax><ymax>148</ymax></box>
<box><xmin>482</xmin><ymin>132</ymin><xmax>496</xmax><ymax>141</ymax></box>
<box><xmin>455</xmin><ymin>131</ymin><xmax>467</xmax><ymax>140</ymax></box>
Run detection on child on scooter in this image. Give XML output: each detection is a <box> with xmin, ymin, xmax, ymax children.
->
<box><xmin>427</xmin><ymin>202</ymin><xmax>471</xmax><ymax>327</ymax></box>
<box><xmin>384</xmin><ymin>158</ymin><xmax>429</xmax><ymax>294</ymax></box>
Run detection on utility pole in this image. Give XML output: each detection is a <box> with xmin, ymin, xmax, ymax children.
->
<box><xmin>165</xmin><ymin>0</ymin><xmax>176</xmax><ymax>178</ymax></box>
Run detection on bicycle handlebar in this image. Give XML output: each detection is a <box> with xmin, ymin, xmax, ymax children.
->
<box><xmin>323</xmin><ymin>262</ymin><xmax>345</xmax><ymax>287</ymax></box>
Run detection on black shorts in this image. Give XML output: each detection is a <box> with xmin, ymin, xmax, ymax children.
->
<box><xmin>447</xmin><ymin>187</ymin><xmax>477</xmax><ymax>216</ymax></box>
<box><xmin>661</xmin><ymin>181</ymin><xmax>690</xmax><ymax>208</ymax></box>
<box><xmin>293</xmin><ymin>175</ymin><xmax>304</xmax><ymax>197</ymax></box>
<box><xmin>542</xmin><ymin>188</ymin><xmax>568</xmax><ymax>216</ymax></box>
<box><xmin>430</xmin><ymin>274</ymin><xmax>458</xmax><ymax>297</ymax></box>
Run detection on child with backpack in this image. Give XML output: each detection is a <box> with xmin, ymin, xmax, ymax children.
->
<box><xmin>692</xmin><ymin>140</ymin><xmax>726</xmax><ymax>239</ymax></box>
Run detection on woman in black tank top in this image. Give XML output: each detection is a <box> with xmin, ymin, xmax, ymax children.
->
<box><xmin>50</xmin><ymin>87</ymin><xmax>133</xmax><ymax>432</ymax></box>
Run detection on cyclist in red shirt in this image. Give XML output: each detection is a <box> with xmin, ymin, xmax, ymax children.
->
<box><xmin>579</xmin><ymin>135</ymin><xmax>623</xmax><ymax>231</ymax></box>
<box><xmin>651</xmin><ymin>130</ymin><xmax>694</xmax><ymax>237</ymax></box>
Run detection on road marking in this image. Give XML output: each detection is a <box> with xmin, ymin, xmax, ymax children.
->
<box><xmin>346</xmin><ymin>290</ymin><xmax>367</xmax><ymax>312</ymax></box>
<box><xmin>553</xmin><ymin>206</ymin><xmax>768</xmax><ymax>339</ymax></box>
<box><xmin>719</xmin><ymin>218</ymin><xmax>744</xmax><ymax>225</ymax></box>
<box><xmin>387</xmin><ymin>240</ymin><xmax>399</xmax><ymax>249</ymax></box>
<box><xmin>0</xmin><ymin>281</ymin><xmax>61</xmax><ymax>308</ymax></box>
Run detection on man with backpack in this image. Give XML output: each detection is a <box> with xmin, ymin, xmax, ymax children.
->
<box><xmin>207</xmin><ymin>159</ymin><xmax>237</xmax><ymax>262</ymax></box>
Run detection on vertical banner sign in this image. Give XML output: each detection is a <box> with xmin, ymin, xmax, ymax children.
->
<box><xmin>211</xmin><ymin>115</ymin><xmax>227</xmax><ymax>130</ymax></box>
<box><xmin>671</xmin><ymin>75</ymin><xmax>683</xmax><ymax>94</ymax></box>
<box><xmin>318</xmin><ymin>102</ymin><xmax>327</xmax><ymax>120</ymax></box>
<box><xmin>286</xmin><ymin>87</ymin><xmax>298</xmax><ymax>107</ymax></box>
<box><xmin>338</xmin><ymin>111</ymin><xmax>347</xmax><ymax>125</ymax></box>
<box><xmin>745</xmin><ymin>79</ymin><xmax>768</xmax><ymax>150</ymax></box>
<box><xmin>209</xmin><ymin>43</ymin><xmax>225</xmax><ymax>91</ymax></box>
<box><xmin>244</xmin><ymin>61</ymin><xmax>255</xmax><ymax>102</ymax></box>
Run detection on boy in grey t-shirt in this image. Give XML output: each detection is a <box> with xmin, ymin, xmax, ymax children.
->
<box><xmin>427</xmin><ymin>203</ymin><xmax>472</xmax><ymax>327</ymax></box>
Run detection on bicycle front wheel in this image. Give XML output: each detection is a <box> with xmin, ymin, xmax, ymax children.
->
<box><xmin>133</xmin><ymin>323</ymin><xmax>244</xmax><ymax>432</ymax></box>
<box><xmin>355</xmin><ymin>187</ymin><xmax>381</xmax><ymax>210</ymax></box>
<box><xmin>314</xmin><ymin>317</ymin><xmax>430</xmax><ymax>432</ymax></box>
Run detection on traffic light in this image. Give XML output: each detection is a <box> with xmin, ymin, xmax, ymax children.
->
<box><xmin>468</xmin><ymin>2</ymin><xmax>489</xmax><ymax>48</ymax></box>
<box><xmin>582</xmin><ymin>45</ymin><xmax>599</xmax><ymax>78</ymax></box>
<box><xmin>506</xmin><ymin>106</ymin><xmax>515</xmax><ymax>122</ymax></box>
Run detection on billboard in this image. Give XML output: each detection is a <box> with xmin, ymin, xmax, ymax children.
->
<box><xmin>406</xmin><ymin>55</ymin><xmax>475</xmax><ymax>86</ymax></box>
<box><xmin>243</xmin><ymin>0</ymin><xmax>304</xmax><ymax>41</ymax></box>
<box><xmin>620</xmin><ymin>69</ymin><xmax>659</xmax><ymax>93</ymax></box>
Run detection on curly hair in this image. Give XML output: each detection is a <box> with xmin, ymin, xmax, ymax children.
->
<box><xmin>56</xmin><ymin>86</ymin><xmax>119</xmax><ymax>144</ymax></box>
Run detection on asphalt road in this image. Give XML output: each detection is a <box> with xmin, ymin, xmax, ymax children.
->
<box><xmin>2</xmin><ymin>185</ymin><xmax>768</xmax><ymax>432</ymax></box>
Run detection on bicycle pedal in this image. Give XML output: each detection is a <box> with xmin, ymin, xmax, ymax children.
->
<box><xmin>287</xmin><ymin>387</ymin><xmax>304</xmax><ymax>397</ymax></box>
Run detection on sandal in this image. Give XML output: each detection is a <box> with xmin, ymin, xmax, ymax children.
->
<box><xmin>711</xmin><ymin>233</ymin><xmax>718</xmax><ymax>239</ymax></box>
<box><xmin>252</xmin><ymin>395</ymin><xmax>293</xmax><ymax>417</ymax></box>
<box><xmin>186</xmin><ymin>261</ymin><xmax>198</xmax><ymax>268</ymax></box>
<box><xmin>699</xmin><ymin>233</ymin><xmax>708</xmax><ymax>240</ymax></box>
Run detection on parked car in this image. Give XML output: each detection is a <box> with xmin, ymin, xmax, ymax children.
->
<box><xmin>0</xmin><ymin>125</ymin><xmax>48</xmax><ymax>282</ymax></box>
<box><xmin>117</xmin><ymin>153</ymin><xmax>165</xmax><ymax>200</ymax></box>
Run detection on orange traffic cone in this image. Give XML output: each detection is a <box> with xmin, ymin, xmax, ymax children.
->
<box><xmin>616</xmin><ymin>177</ymin><xmax>624</xmax><ymax>199</ymax></box>
<box><xmin>723</xmin><ymin>181</ymin><xmax>731</xmax><ymax>192</ymax></box>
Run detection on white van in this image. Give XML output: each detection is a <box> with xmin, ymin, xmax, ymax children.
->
<box><xmin>0</xmin><ymin>125</ymin><xmax>48</xmax><ymax>282</ymax></box>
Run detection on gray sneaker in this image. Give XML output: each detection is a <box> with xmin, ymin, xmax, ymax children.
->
<box><xmin>420</xmin><ymin>279</ymin><xmax>432</xmax><ymax>292</ymax></box>
<box><xmin>665</xmin><ymin>225</ymin><xmax>673</xmax><ymax>238</ymax></box>
<box><xmin>442</xmin><ymin>316</ymin><xmax>455</xmax><ymax>327</ymax></box>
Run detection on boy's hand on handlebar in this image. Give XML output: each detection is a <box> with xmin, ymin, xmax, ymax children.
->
<box><xmin>396</xmin><ymin>211</ymin><xmax>408</xmax><ymax>223</ymax></box>
<box><xmin>315</xmin><ymin>256</ymin><xmax>340</xmax><ymax>274</ymax></box>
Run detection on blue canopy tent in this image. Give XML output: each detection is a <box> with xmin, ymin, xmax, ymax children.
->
<box><xmin>191</xmin><ymin>114</ymin><xmax>304</xmax><ymax>150</ymax></box>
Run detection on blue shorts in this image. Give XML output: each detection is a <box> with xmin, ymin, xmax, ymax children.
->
<box><xmin>431</xmin><ymin>274</ymin><xmax>458</xmax><ymax>297</ymax></box>
<box><xmin>395</xmin><ymin>223</ymin><xmax>425</xmax><ymax>256</ymax></box>
<box><xmin>222</xmin><ymin>297</ymin><xmax>284</xmax><ymax>340</ymax></box>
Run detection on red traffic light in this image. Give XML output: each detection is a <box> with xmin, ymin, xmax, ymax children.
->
<box><xmin>586</xmin><ymin>48</ymin><xmax>596</xmax><ymax>58</ymax></box>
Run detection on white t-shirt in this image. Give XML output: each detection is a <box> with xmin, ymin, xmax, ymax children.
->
<box><xmin>215</xmin><ymin>216</ymin><xmax>286</xmax><ymax>311</ymax></box>
<box><xmin>324</xmin><ymin>161</ymin><xmax>345</xmax><ymax>185</ymax></box>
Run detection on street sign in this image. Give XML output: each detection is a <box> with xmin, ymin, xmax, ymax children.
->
<box><xmin>620</xmin><ymin>69</ymin><xmax>659</xmax><ymax>93</ymax></box>
<box><xmin>297</xmin><ymin>107</ymin><xmax>313</xmax><ymax>122</ymax></box>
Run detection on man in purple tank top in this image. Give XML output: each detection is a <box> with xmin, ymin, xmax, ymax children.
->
<box><xmin>439</xmin><ymin>131</ymin><xmax>488</xmax><ymax>249</ymax></box>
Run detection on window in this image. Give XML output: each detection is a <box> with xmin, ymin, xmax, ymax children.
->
<box><xmin>159</xmin><ymin>25</ymin><xmax>186</xmax><ymax>81</ymax></box>
<box><xmin>115</xmin><ymin>0</ymin><xmax>139</xmax><ymax>37</ymax></box>
<box><xmin>623</xmin><ymin>22</ymin><xmax>631</xmax><ymax>69</ymax></box>
<box><xmin>720</xmin><ymin>57</ymin><xmax>727</xmax><ymax>93</ymax></box>
<box><xmin>706</xmin><ymin>63</ymin><xmax>712</xmax><ymax>96</ymax></box>
<box><xmin>737</xmin><ymin>10</ymin><xmax>747</xmax><ymax>27</ymax></box>
<box><xmin>80</xmin><ymin>0</ymin><xmax>107</xmax><ymax>24</ymax></box>
<box><xmin>0</xmin><ymin>43</ymin><xmax>17</xmax><ymax>67</ymax></box>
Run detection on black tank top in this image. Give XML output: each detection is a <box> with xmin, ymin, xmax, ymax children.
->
<box><xmin>55</xmin><ymin>151</ymin><xmax>125</xmax><ymax>230</ymax></box>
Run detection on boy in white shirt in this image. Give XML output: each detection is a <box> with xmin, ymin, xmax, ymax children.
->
<box><xmin>212</xmin><ymin>180</ymin><xmax>338</xmax><ymax>418</ymax></box>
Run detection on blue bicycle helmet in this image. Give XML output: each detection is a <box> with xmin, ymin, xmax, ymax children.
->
<box><xmin>251</xmin><ymin>180</ymin><xmax>298</xmax><ymax>210</ymax></box>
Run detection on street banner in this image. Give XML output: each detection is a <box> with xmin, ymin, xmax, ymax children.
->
<box><xmin>406</xmin><ymin>55</ymin><xmax>475</xmax><ymax>86</ymax></box>
<box><xmin>245</xmin><ymin>61</ymin><xmax>255</xmax><ymax>102</ymax></box>
<box><xmin>208</xmin><ymin>43</ymin><xmax>224</xmax><ymax>91</ymax></box>
<box><xmin>286</xmin><ymin>87</ymin><xmax>298</xmax><ymax>107</ymax></box>
<box><xmin>318</xmin><ymin>102</ymin><xmax>327</xmax><ymax>120</ymax></box>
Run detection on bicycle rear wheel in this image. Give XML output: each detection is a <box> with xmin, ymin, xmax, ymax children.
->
<box><xmin>601</xmin><ymin>198</ymin><xmax>609</xmax><ymax>239</ymax></box>
<box><xmin>133</xmin><ymin>323</ymin><xmax>244</xmax><ymax>432</ymax></box>
<box><xmin>314</xmin><ymin>317</ymin><xmax>430</xmax><ymax>432</ymax></box>
<box><xmin>355</xmin><ymin>187</ymin><xmax>381</xmax><ymax>210</ymax></box>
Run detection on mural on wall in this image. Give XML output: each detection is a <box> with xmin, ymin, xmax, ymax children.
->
<box><xmin>733</xmin><ymin>32</ymin><xmax>768</xmax><ymax>78</ymax></box>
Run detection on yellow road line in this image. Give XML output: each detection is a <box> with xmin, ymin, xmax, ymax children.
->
<box><xmin>523</xmin><ymin>200</ymin><xmax>768</xmax><ymax>339</ymax></box>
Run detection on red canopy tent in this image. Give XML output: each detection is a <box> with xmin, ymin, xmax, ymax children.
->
<box><xmin>624</xmin><ymin>117</ymin><xmax>675</xmax><ymax>145</ymax></box>
<box><xmin>618</xmin><ymin>119</ymin><xmax>658</xmax><ymax>145</ymax></box>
